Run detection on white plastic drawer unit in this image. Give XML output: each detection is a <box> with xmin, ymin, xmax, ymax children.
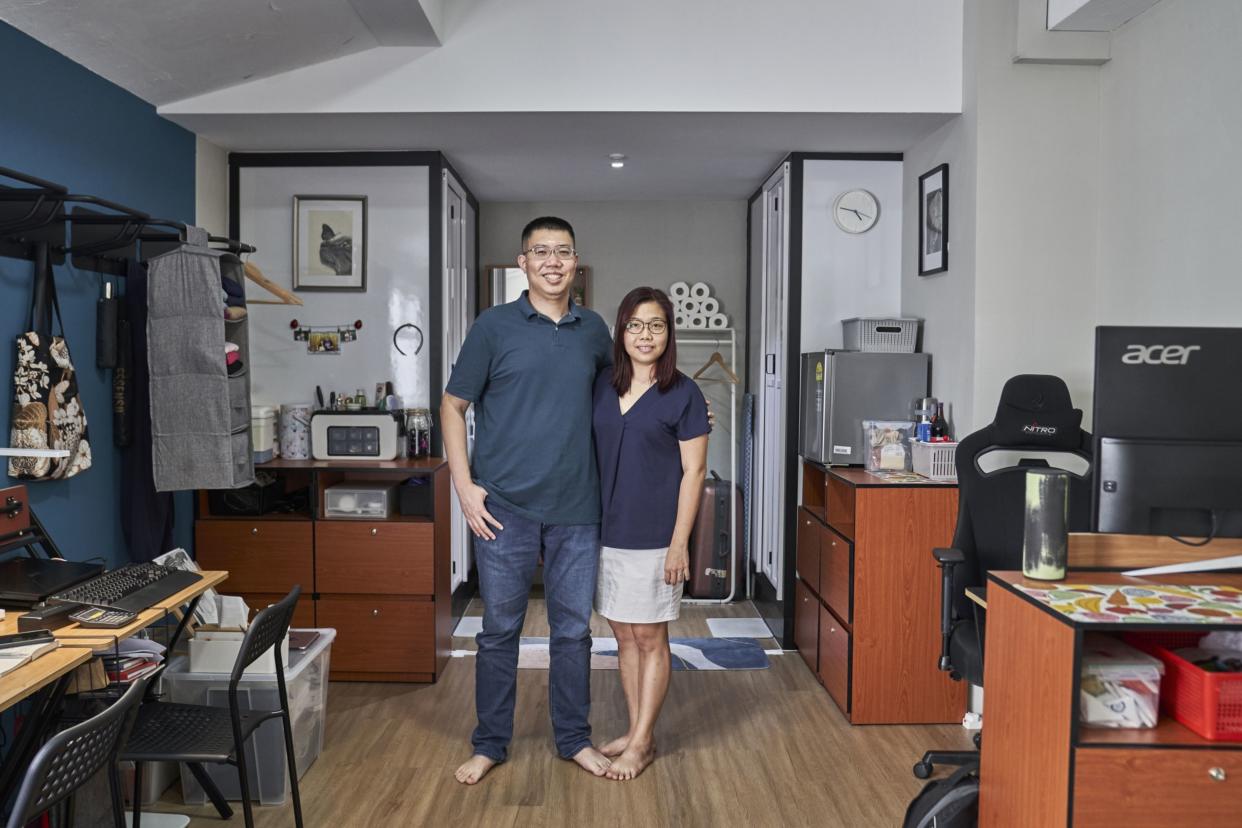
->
<box><xmin>323</xmin><ymin>481</ymin><xmax>396</xmax><ymax>519</ymax></box>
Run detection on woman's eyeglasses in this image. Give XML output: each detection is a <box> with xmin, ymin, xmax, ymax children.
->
<box><xmin>624</xmin><ymin>319</ymin><xmax>668</xmax><ymax>335</ymax></box>
<box><xmin>523</xmin><ymin>245</ymin><xmax>577</xmax><ymax>261</ymax></box>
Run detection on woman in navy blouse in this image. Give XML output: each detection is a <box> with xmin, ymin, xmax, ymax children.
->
<box><xmin>592</xmin><ymin>286</ymin><xmax>710</xmax><ymax>780</ymax></box>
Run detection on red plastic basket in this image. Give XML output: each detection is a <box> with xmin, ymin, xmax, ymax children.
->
<box><xmin>1126</xmin><ymin>632</ymin><xmax>1242</xmax><ymax>741</ymax></box>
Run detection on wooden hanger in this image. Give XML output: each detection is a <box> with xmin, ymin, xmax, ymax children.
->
<box><xmin>243</xmin><ymin>261</ymin><xmax>303</xmax><ymax>306</ymax></box>
<box><xmin>692</xmin><ymin>351</ymin><xmax>739</xmax><ymax>384</ymax></box>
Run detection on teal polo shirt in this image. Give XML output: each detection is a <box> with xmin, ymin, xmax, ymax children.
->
<box><xmin>445</xmin><ymin>291</ymin><xmax>612</xmax><ymax>525</ymax></box>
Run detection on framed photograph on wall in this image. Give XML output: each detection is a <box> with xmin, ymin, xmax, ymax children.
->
<box><xmin>293</xmin><ymin>195</ymin><xmax>368</xmax><ymax>291</ymax></box>
<box><xmin>918</xmin><ymin>164</ymin><xmax>949</xmax><ymax>276</ymax></box>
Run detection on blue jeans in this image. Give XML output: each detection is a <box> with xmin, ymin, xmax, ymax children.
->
<box><xmin>471</xmin><ymin>501</ymin><xmax>600</xmax><ymax>762</ymax></box>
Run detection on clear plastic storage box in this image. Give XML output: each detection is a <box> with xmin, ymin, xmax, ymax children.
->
<box><xmin>324</xmin><ymin>481</ymin><xmax>395</xmax><ymax>519</ymax></box>
<box><xmin>165</xmin><ymin>628</ymin><xmax>335</xmax><ymax>805</ymax></box>
<box><xmin>1079</xmin><ymin>634</ymin><xmax>1163</xmax><ymax>729</ymax></box>
<box><xmin>862</xmin><ymin>420</ymin><xmax>914</xmax><ymax>472</ymax></box>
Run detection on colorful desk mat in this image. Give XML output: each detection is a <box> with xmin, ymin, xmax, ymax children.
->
<box><xmin>1014</xmin><ymin>583</ymin><xmax>1242</xmax><ymax>624</ymax></box>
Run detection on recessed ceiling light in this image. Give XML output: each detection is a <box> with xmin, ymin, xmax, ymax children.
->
<box><xmin>609</xmin><ymin>153</ymin><xmax>626</xmax><ymax>169</ymax></box>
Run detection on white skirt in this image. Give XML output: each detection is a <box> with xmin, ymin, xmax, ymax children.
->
<box><xmin>595</xmin><ymin>545</ymin><xmax>682</xmax><ymax>623</ymax></box>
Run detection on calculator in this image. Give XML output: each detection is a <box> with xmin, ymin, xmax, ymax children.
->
<box><xmin>69</xmin><ymin>606</ymin><xmax>138</xmax><ymax>628</ymax></box>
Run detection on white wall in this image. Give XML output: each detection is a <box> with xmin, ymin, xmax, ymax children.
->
<box><xmin>195</xmin><ymin>136</ymin><xmax>228</xmax><ymax>236</ymax></box>
<box><xmin>161</xmin><ymin>0</ymin><xmax>962</xmax><ymax>116</ymax></box>
<box><xmin>969</xmin><ymin>0</ymin><xmax>1101</xmax><ymax>430</ymax></box>
<box><xmin>479</xmin><ymin>200</ymin><xmax>747</xmax><ymax>479</ymax></box>
<box><xmin>901</xmin><ymin>0</ymin><xmax>979</xmax><ymax>435</ymax></box>
<box><xmin>1096</xmin><ymin>0</ymin><xmax>1242</xmax><ymax>329</ymax></box>
<box><xmin>236</xmin><ymin>166</ymin><xmax>431</xmax><ymax>410</ymax></box>
<box><xmin>800</xmin><ymin>159</ymin><xmax>904</xmax><ymax>353</ymax></box>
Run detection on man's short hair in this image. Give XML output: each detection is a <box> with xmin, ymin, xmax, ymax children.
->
<box><xmin>521</xmin><ymin>216</ymin><xmax>576</xmax><ymax>249</ymax></box>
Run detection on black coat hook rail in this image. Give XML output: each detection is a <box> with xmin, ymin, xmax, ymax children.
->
<box><xmin>0</xmin><ymin>165</ymin><xmax>255</xmax><ymax>277</ymax></box>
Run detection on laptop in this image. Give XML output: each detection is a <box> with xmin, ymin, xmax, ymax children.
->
<box><xmin>0</xmin><ymin>557</ymin><xmax>104</xmax><ymax>607</ymax></box>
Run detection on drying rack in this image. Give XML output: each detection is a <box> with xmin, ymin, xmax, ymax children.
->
<box><xmin>677</xmin><ymin>327</ymin><xmax>744</xmax><ymax>604</ymax></box>
<box><xmin>0</xmin><ymin>166</ymin><xmax>300</xmax><ymax>305</ymax></box>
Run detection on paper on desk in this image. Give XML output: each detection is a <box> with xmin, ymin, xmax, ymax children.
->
<box><xmin>0</xmin><ymin>639</ymin><xmax>60</xmax><ymax>676</ymax></box>
<box><xmin>154</xmin><ymin>548</ymin><xmax>219</xmax><ymax>625</ymax></box>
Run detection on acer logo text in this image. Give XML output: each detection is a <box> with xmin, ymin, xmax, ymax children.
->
<box><xmin>1121</xmin><ymin>344</ymin><xmax>1200</xmax><ymax>365</ymax></box>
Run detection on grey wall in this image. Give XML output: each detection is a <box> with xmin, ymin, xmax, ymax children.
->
<box><xmin>1096</xmin><ymin>0</ymin><xmax>1242</xmax><ymax>329</ymax></box>
<box><xmin>480</xmin><ymin>201</ymin><xmax>747</xmax><ymax>335</ymax></box>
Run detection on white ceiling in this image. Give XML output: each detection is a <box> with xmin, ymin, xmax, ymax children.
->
<box><xmin>2</xmin><ymin>0</ymin><xmax>960</xmax><ymax>201</ymax></box>
<box><xmin>173</xmin><ymin>111</ymin><xmax>956</xmax><ymax>201</ymax></box>
<box><xmin>0</xmin><ymin>0</ymin><xmax>442</xmax><ymax>105</ymax></box>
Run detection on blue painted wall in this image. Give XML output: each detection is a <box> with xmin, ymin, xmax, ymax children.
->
<box><xmin>0</xmin><ymin>23</ymin><xmax>196</xmax><ymax>567</ymax></box>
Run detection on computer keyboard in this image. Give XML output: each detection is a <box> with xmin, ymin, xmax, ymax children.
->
<box><xmin>48</xmin><ymin>563</ymin><xmax>202</xmax><ymax>613</ymax></box>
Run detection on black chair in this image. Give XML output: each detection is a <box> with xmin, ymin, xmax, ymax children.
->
<box><xmin>913</xmin><ymin>375</ymin><xmax>1093</xmax><ymax>779</ymax></box>
<box><xmin>121</xmin><ymin>585</ymin><xmax>304</xmax><ymax>828</ymax></box>
<box><xmin>6</xmin><ymin>676</ymin><xmax>149</xmax><ymax>828</ymax></box>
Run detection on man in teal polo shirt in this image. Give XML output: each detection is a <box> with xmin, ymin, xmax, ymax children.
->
<box><xmin>442</xmin><ymin>217</ymin><xmax>613</xmax><ymax>784</ymax></box>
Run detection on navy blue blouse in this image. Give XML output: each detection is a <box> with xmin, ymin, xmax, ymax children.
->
<box><xmin>593</xmin><ymin>370</ymin><xmax>711</xmax><ymax>549</ymax></box>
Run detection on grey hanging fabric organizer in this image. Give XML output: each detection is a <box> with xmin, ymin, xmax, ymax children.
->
<box><xmin>147</xmin><ymin>226</ymin><xmax>254</xmax><ymax>491</ymax></box>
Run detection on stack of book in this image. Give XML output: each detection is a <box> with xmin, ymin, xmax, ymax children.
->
<box><xmin>103</xmin><ymin>654</ymin><xmax>161</xmax><ymax>684</ymax></box>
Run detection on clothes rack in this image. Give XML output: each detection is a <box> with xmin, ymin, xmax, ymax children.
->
<box><xmin>0</xmin><ymin>165</ymin><xmax>257</xmax><ymax>275</ymax></box>
<box><xmin>676</xmin><ymin>328</ymin><xmax>742</xmax><ymax>603</ymax></box>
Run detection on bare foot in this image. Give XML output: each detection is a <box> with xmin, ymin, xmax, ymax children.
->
<box><xmin>454</xmin><ymin>755</ymin><xmax>498</xmax><ymax>785</ymax></box>
<box><xmin>599</xmin><ymin>735</ymin><xmax>631</xmax><ymax>758</ymax></box>
<box><xmin>605</xmin><ymin>742</ymin><xmax>656</xmax><ymax>781</ymax></box>
<box><xmin>571</xmin><ymin>745</ymin><xmax>612</xmax><ymax>777</ymax></box>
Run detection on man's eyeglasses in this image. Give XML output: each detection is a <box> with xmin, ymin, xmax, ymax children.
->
<box><xmin>523</xmin><ymin>245</ymin><xmax>577</xmax><ymax>261</ymax></box>
<box><xmin>624</xmin><ymin>319</ymin><xmax>668</xmax><ymax>336</ymax></box>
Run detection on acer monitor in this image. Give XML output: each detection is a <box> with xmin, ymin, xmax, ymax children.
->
<box><xmin>1092</xmin><ymin>326</ymin><xmax>1242</xmax><ymax>539</ymax></box>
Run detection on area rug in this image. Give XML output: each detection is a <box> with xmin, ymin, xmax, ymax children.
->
<box><xmin>515</xmin><ymin>637</ymin><xmax>769</xmax><ymax>671</ymax></box>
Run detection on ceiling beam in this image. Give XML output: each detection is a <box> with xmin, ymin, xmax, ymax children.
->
<box><xmin>348</xmin><ymin>0</ymin><xmax>444</xmax><ymax>46</ymax></box>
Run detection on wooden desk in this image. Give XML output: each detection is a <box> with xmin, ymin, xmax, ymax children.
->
<box><xmin>0</xmin><ymin>569</ymin><xmax>229</xmax><ymax>804</ymax></box>
<box><xmin>980</xmin><ymin>570</ymin><xmax>1242</xmax><ymax>827</ymax></box>
<box><xmin>0</xmin><ymin>646</ymin><xmax>93</xmax><ymax>711</ymax></box>
<box><xmin>965</xmin><ymin>585</ymin><xmax>988</xmax><ymax>610</ymax></box>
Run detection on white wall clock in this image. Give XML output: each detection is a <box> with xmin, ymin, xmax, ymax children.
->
<box><xmin>832</xmin><ymin>189</ymin><xmax>880</xmax><ymax>234</ymax></box>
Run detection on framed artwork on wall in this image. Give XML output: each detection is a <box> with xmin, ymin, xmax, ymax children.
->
<box><xmin>918</xmin><ymin>164</ymin><xmax>948</xmax><ymax>276</ymax></box>
<box><xmin>571</xmin><ymin>265</ymin><xmax>590</xmax><ymax>308</ymax></box>
<box><xmin>293</xmin><ymin>194</ymin><xmax>368</xmax><ymax>290</ymax></box>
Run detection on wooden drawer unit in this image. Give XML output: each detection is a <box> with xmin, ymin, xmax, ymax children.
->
<box><xmin>819</xmin><ymin>524</ymin><xmax>852</xmax><ymax>623</ymax></box>
<box><xmin>796</xmin><ymin>461</ymin><xmax>962</xmax><ymax>724</ymax></box>
<box><xmin>1073</xmin><ymin>748</ymin><xmax>1242</xmax><ymax>827</ymax></box>
<box><xmin>316</xmin><ymin>596</ymin><xmax>435</xmax><ymax>676</ymax></box>
<box><xmin>794</xmin><ymin>579</ymin><xmax>819</xmax><ymax>675</ymax></box>
<box><xmin>818</xmin><ymin>604</ymin><xmax>850</xmax><ymax>713</ymax></box>
<box><xmin>195</xmin><ymin>520</ymin><xmax>312</xmax><ymax>594</ymax></box>
<box><xmin>796</xmin><ymin>508</ymin><xmax>821</xmax><ymax>597</ymax></box>
<box><xmin>234</xmin><ymin>592</ymin><xmax>316</xmax><ymax>630</ymax></box>
<box><xmin>196</xmin><ymin>460</ymin><xmax>452</xmax><ymax>684</ymax></box>
<box><xmin>315</xmin><ymin>521</ymin><xmax>434</xmax><ymax>595</ymax></box>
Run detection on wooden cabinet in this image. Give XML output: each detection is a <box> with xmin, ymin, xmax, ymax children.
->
<box><xmin>195</xmin><ymin>458</ymin><xmax>453</xmax><ymax>683</ymax></box>
<box><xmin>794</xmin><ymin>462</ymin><xmax>965</xmax><ymax>724</ymax></box>
<box><xmin>1073</xmin><ymin>748</ymin><xmax>1242</xmax><ymax>826</ymax></box>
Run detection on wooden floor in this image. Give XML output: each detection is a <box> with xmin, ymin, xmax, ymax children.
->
<box><xmin>156</xmin><ymin>599</ymin><xmax>970</xmax><ymax>827</ymax></box>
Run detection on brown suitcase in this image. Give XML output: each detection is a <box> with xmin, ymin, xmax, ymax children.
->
<box><xmin>687</xmin><ymin>472</ymin><xmax>744</xmax><ymax>599</ymax></box>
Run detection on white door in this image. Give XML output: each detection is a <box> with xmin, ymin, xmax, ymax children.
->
<box><xmin>442</xmin><ymin>172</ymin><xmax>472</xmax><ymax>592</ymax></box>
<box><xmin>756</xmin><ymin>164</ymin><xmax>788</xmax><ymax>598</ymax></box>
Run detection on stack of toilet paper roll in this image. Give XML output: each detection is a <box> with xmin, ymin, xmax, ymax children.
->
<box><xmin>669</xmin><ymin>281</ymin><xmax>728</xmax><ymax>330</ymax></box>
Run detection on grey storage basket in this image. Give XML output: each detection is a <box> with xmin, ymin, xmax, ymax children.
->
<box><xmin>842</xmin><ymin>317</ymin><xmax>921</xmax><ymax>353</ymax></box>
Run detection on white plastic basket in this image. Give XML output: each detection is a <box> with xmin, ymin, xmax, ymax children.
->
<box><xmin>842</xmin><ymin>317</ymin><xmax>920</xmax><ymax>353</ymax></box>
<box><xmin>912</xmin><ymin>441</ymin><xmax>958</xmax><ymax>481</ymax></box>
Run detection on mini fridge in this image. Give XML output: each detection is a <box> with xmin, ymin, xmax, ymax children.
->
<box><xmin>798</xmin><ymin>351</ymin><xmax>930</xmax><ymax>465</ymax></box>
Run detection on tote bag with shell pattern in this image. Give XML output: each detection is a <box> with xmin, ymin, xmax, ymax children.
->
<box><xmin>8</xmin><ymin>242</ymin><xmax>92</xmax><ymax>480</ymax></box>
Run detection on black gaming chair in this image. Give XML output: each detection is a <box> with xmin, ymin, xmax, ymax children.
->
<box><xmin>913</xmin><ymin>375</ymin><xmax>1093</xmax><ymax>778</ymax></box>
